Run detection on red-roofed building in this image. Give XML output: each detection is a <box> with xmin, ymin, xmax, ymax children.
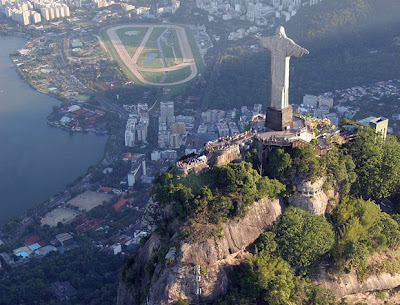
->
<box><xmin>74</xmin><ymin>109</ymin><xmax>87</xmax><ymax>115</ymax></box>
<box><xmin>25</xmin><ymin>234</ymin><xmax>40</xmax><ymax>246</ymax></box>
<box><xmin>38</xmin><ymin>240</ymin><xmax>46</xmax><ymax>247</ymax></box>
<box><xmin>68</xmin><ymin>216</ymin><xmax>89</xmax><ymax>226</ymax></box>
<box><xmin>75</xmin><ymin>218</ymin><xmax>104</xmax><ymax>233</ymax></box>
<box><xmin>88</xmin><ymin>115</ymin><xmax>99</xmax><ymax>121</ymax></box>
<box><xmin>122</xmin><ymin>152</ymin><xmax>137</xmax><ymax>161</ymax></box>
<box><xmin>97</xmin><ymin>187</ymin><xmax>113</xmax><ymax>193</ymax></box>
<box><xmin>113</xmin><ymin>198</ymin><xmax>129</xmax><ymax>211</ymax></box>
<box><xmin>95</xmin><ymin>110</ymin><xmax>105</xmax><ymax>116</ymax></box>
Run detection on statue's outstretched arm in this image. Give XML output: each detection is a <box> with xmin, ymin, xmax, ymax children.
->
<box><xmin>254</xmin><ymin>36</ymin><xmax>273</xmax><ymax>51</ymax></box>
<box><xmin>286</xmin><ymin>39</ymin><xmax>309</xmax><ymax>57</ymax></box>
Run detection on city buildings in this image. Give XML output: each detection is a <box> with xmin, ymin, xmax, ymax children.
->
<box><xmin>1</xmin><ymin>0</ymin><xmax>71</xmax><ymax>25</ymax></box>
<box><xmin>157</xmin><ymin>101</ymin><xmax>189</xmax><ymax>151</ymax></box>
<box><xmin>160</xmin><ymin>101</ymin><xmax>175</xmax><ymax>126</ymax></box>
<box><xmin>357</xmin><ymin>116</ymin><xmax>389</xmax><ymax>140</ymax></box>
<box><xmin>196</xmin><ymin>0</ymin><xmax>323</xmax><ymax>27</ymax></box>
<box><xmin>156</xmin><ymin>0</ymin><xmax>180</xmax><ymax>15</ymax></box>
<box><xmin>124</xmin><ymin>103</ymin><xmax>149</xmax><ymax>147</ymax></box>
<box><xmin>300</xmin><ymin>79</ymin><xmax>400</xmax><ymax>132</ymax></box>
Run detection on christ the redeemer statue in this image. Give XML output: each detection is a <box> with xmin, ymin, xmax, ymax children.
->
<box><xmin>256</xmin><ymin>26</ymin><xmax>309</xmax><ymax>130</ymax></box>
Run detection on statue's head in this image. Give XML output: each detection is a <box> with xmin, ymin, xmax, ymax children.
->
<box><xmin>276</xmin><ymin>26</ymin><xmax>287</xmax><ymax>38</ymax></box>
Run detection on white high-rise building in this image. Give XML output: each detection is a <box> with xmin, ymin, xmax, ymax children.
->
<box><xmin>49</xmin><ymin>7</ymin><xmax>54</xmax><ymax>19</ymax></box>
<box><xmin>54</xmin><ymin>5</ymin><xmax>60</xmax><ymax>17</ymax></box>
<box><xmin>60</xmin><ymin>5</ymin><xmax>65</xmax><ymax>17</ymax></box>
<box><xmin>23</xmin><ymin>11</ymin><xmax>31</xmax><ymax>25</ymax></box>
<box><xmin>40</xmin><ymin>7</ymin><xmax>49</xmax><ymax>20</ymax></box>
<box><xmin>125</xmin><ymin>129</ymin><xmax>136</xmax><ymax>147</ymax></box>
<box><xmin>64</xmin><ymin>4</ymin><xmax>69</xmax><ymax>16</ymax></box>
<box><xmin>31</xmin><ymin>11</ymin><xmax>41</xmax><ymax>23</ymax></box>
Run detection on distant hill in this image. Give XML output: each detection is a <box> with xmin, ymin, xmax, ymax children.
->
<box><xmin>285</xmin><ymin>0</ymin><xmax>399</xmax><ymax>42</ymax></box>
<box><xmin>201</xmin><ymin>0</ymin><xmax>400</xmax><ymax>109</ymax></box>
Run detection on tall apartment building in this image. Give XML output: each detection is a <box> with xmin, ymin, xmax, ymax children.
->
<box><xmin>160</xmin><ymin>101</ymin><xmax>175</xmax><ymax>126</ymax></box>
<box><xmin>136</xmin><ymin>123</ymin><xmax>148</xmax><ymax>143</ymax></box>
<box><xmin>31</xmin><ymin>11</ymin><xmax>41</xmax><ymax>23</ymax></box>
<box><xmin>201</xmin><ymin>109</ymin><xmax>225</xmax><ymax>124</ymax></box>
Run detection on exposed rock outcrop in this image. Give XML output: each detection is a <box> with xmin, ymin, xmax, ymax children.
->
<box><xmin>117</xmin><ymin>197</ymin><xmax>282</xmax><ymax>305</ymax></box>
<box><xmin>315</xmin><ymin>267</ymin><xmax>400</xmax><ymax>299</ymax></box>
<box><xmin>208</xmin><ymin>145</ymin><xmax>241</xmax><ymax>167</ymax></box>
<box><xmin>343</xmin><ymin>287</ymin><xmax>400</xmax><ymax>305</ymax></box>
<box><xmin>289</xmin><ymin>177</ymin><xmax>328</xmax><ymax>215</ymax></box>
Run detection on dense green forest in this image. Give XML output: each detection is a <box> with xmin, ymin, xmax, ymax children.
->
<box><xmin>200</xmin><ymin>0</ymin><xmax>400</xmax><ymax>109</ymax></box>
<box><xmin>0</xmin><ymin>245</ymin><xmax>121</xmax><ymax>305</ymax></box>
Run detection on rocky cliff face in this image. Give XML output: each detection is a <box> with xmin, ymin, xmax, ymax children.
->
<box><xmin>315</xmin><ymin>267</ymin><xmax>400</xmax><ymax>299</ymax></box>
<box><xmin>289</xmin><ymin>177</ymin><xmax>328</xmax><ymax>215</ymax></box>
<box><xmin>117</xmin><ymin>197</ymin><xmax>282</xmax><ymax>305</ymax></box>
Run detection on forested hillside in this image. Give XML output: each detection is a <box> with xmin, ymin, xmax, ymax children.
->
<box><xmin>120</xmin><ymin>127</ymin><xmax>400</xmax><ymax>305</ymax></box>
<box><xmin>201</xmin><ymin>0</ymin><xmax>400</xmax><ymax>109</ymax></box>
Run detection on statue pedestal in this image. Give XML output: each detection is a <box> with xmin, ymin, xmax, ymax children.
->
<box><xmin>265</xmin><ymin>106</ymin><xmax>293</xmax><ymax>131</ymax></box>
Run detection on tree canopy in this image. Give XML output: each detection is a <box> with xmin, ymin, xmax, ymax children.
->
<box><xmin>214</xmin><ymin>250</ymin><xmax>337</xmax><ymax>305</ymax></box>
<box><xmin>276</xmin><ymin>207</ymin><xmax>335</xmax><ymax>268</ymax></box>
<box><xmin>344</xmin><ymin>128</ymin><xmax>400</xmax><ymax>199</ymax></box>
<box><xmin>153</xmin><ymin>161</ymin><xmax>285</xmax><ymax>225</ymax></box>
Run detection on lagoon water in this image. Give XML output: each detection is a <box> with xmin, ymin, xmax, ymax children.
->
<box><xmin>0</xmin><ymin>36</ymin><xmax>107</xmax><ymax>224</ymax></box>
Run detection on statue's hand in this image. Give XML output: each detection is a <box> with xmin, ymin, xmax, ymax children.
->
<box><xmin>303</xmin><ymin>48</ymin><xmax>310</xmax><ymax>55</ymax></box>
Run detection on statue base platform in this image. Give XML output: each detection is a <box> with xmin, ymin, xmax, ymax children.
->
<box><xmin>265</xmin><ymin>106</ymin><xmax>293</xmax><ymax>131</ymax></box>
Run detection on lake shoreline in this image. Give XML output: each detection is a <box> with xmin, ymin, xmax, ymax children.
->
<box><xmin>0</xmin><ymin>36</ymin><xmax>108</xmax><ymax>224</ymax></box>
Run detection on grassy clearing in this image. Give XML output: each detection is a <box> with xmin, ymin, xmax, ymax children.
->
<box><xmin>116</xmin><ymin>27</ymin><xmax>148</xmax><ymax>57</ymax></box>
<box><xmin>160</xmin><ymin>29</ymin><xmax>182</xmax><ymax>67</ymax></box>
<box><xmin>38</xmin><ymin>87</ymin><xmax>50</xmax><ymax>94</ymax></box>
<box><xmin>137</xmin><ymin>44</ymin><xmax>163</xmax><ymax>69</ymax></box>
<box><xmin>147</xmin><ymin>27</ymin><xmax>166</xmax><ymax>42</ymax></box>
<box><xmin>139</xmin><ymin>30</ymin><xmax>164</xmax><ymax>69</ymax></box>
<box><xmin>164</xmin><ymin>66</ymin><xmax>192</xmax><ymax>83</ymax></box>
<box><xmin>161</xmin><ymin>38</ymin><xmax>178</xmax><ymax>67</ymax></box>
<box><xmin>139</xmin><ymin>70</ymin><xmax>165</xmax><ymax>82</ymax></box>
<box><xmin>162</xmin><ymin>44</ymin><xmax>175</xmax><ymax>67</ymax></box>
<box><xmin>75</xmin><ymin>21</ymin><xmax>94</xmax><ymax>28</ymax></box>
<box><xmin>100</xmin><ymin>29</ymin><xmax>140</xmax><ymax>83</ymax></box>
<box><xmin>180</xmin><ymin>171</ymin><xmax>213</xmax><ymax>194</ymax></box>
<box><xmin>170</xmin><ymin>30</ymin><xmax>182</xmax><ymax>59</ymax></box>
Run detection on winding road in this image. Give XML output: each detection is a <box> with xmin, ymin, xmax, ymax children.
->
<box><xmin>105</xmin><ymin>24</ymin><xmax>198</xmax><ymax>86</ymax></box>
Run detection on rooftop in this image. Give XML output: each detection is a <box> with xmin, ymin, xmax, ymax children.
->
<box><xmin>356</xmin><ymin>116</ymin><xmax>388</xmax><ymax>126</ymax></box>
<box><xmin>113</xmin><ymin>198</ymin><xmax>129</xmax><ymax>211</ymax></box>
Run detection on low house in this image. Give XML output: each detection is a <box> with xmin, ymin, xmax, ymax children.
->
<box><xmin>55</xmin><ymin>233</ymin><xmax>74</xmax><ymax>247</ymax></box>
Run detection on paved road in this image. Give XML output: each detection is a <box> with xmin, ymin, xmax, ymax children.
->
<box><xmin>106</xmin><ymin>24</ymin><xmax>198</xmax><ymax>86</ymax></box>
